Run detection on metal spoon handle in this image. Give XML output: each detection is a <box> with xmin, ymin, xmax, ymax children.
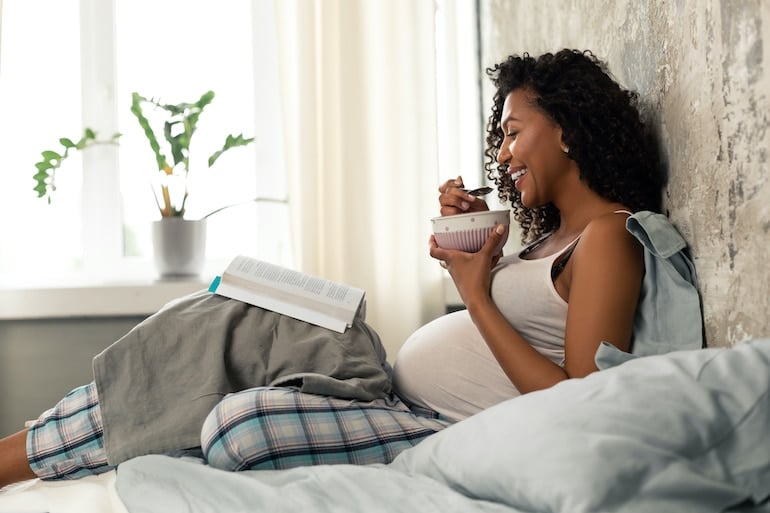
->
<box><xmin>460</xmin><ymin>186</ymin><xmax>493</xmax><ymax>197</ymax></box>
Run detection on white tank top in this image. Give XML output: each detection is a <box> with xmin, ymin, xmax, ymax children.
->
<box><xmin>392</xmin><ymin>236</ymin><xmax>578</xmax><ymax>422</ymax></box>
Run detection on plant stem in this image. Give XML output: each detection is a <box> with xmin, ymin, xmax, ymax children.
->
<box><xmin>161</xmin><ymin>184</ymin><xmax>172</xmax><ymax>216</ymax></box>
<box><xmin>202</xmin><ymin>197</ymin><xmax>287</xmax><ymax>219</ymax></box>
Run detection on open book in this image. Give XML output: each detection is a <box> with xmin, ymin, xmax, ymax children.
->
<box><xmin>208</xmin><ymin>255</ymin><xmax>366</xmax><ymax>333</ymax></box>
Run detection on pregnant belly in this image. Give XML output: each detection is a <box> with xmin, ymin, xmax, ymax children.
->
<box><xmin>392</xmin><ymin>309</ymin><xmax>520</xmax><ymax>422</ymax></box>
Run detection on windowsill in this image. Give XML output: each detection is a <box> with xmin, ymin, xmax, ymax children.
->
<box><xmin>5</xmin><ymin>274</ymin><xmax>455</xmax><ymax>321</ymax></box>
<box><xmin>0</xmin><ymin>278</ymin><xmax>212</xmax><ymax>320</ymax></box>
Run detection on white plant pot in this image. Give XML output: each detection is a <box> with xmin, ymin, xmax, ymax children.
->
<box><xmin>152</xmin><ymin>218</ymin><xmax>207</xmax><ymax>278</ymax></box>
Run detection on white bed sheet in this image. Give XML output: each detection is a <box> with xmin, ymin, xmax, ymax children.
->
<box><xmin>0</xmin><ymin>471</ymin><xmax>127</xmax><ymax>513</ymax></box>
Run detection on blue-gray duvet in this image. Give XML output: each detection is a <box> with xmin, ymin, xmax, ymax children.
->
<box><xmin>116</xmin><ymin>339</ymin><xmax>770</xmax><ymax>513</ymax></box>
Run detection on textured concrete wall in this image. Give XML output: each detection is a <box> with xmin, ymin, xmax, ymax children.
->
<box><xmin>479</xmin><ymin>0</ymin><xmax>770</xmax><ymax>347</ymax></box>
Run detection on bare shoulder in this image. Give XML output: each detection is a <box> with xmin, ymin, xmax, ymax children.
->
<box><xmin>583</xmin><ymin>211</ymin><xmax>636</xmax><ymax>243</ymax></box>
<box><xmin>575</xmin><ymin>211</ymin><xmax>642</xmax><ymax>264</ymax></box>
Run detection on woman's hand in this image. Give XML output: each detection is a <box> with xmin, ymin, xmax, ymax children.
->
<box><xmin>429</xmin><ymin>224</ymin><xmax>505</xmax><ymax>307</ymax></box>
<box><xmin>438</xmin><ymin>176</ymin><xmax>490</xmax><ymax>216</ymax></box>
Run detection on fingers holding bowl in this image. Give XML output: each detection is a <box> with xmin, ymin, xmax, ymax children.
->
<box><xmin>431</xmin><ymin>209</ymin><xmax>511</xmax><ymax>254</ymax></box>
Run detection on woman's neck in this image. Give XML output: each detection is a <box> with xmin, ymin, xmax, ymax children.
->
<box><xmin>552</xmin><ymin>183</ymin><xmax>626</xmax><ymax>237</ymax></box>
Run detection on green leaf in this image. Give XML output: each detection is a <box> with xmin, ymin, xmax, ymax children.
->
<box><xmin>164</xmin><ymin>121</ymin><xmax>188</xmax><ymax>167</ymax></box>
<box><xmin>41</xmin><ymin>150</ymin><xmax>61</xmax><ymax>161</ymax></box>
<box><xmin>33</xmin><ymin>126</ymin><xmax>120</xmax><ymax>203</ymax></box>
<box><xmin>131</xmin><ymin>92</ymin><xmax>169</xmax><ymax>171</ymax></box>
<box><xmin>33</xmin><ymin>183</ymin><xmax>48</xmax><ymax>198</ymax></box>
<box><xmin>32</xmin><ymin>166</ymin><xmax>51</xmax><ymax>198</ymax></box>
<box><xmin>33</xmin><ymin>170</ymin><xmax>50</xmax><ymax>181</ymax></box>
<box><xmin>193</xmin><ymin>91</ymin><xmax>215</xmax><ymax>112</ymax></box>
<box><xmin>208</xmin><ymin>133</ymin><xmax>255</xmax><ymax>167</ymax></box>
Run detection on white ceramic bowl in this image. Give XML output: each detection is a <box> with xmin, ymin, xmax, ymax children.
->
<box><xmin>431</xmin><ymin>209</ymin><xmax>511</xmax><ymax>253</ymax></box>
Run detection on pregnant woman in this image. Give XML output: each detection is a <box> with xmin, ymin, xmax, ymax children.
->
<box><xmin>0</xmin><ymin>49</ymin><xmax>702</xmax><ymax>488</ymax></box>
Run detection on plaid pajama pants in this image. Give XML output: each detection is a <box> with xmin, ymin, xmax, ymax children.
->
<box><xmin>200</xmin><ymin>387</ymin><xmax>450</xmax><ymax>471</ymax></box>
<box><xmin>26</xmin><ymin>383</ymin><xmax>450</xmax><ymax>480</ymax></box>
<box><xmin>25</xmin><ymin>383</ymin><xmax>112</xmax><ymax>480</ymax></box>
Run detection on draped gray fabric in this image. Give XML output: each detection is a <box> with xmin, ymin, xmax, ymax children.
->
<box><xmin>93</xmin><ymin>290</ymin><xmax>391</xmax><ymax>465</ymax></box>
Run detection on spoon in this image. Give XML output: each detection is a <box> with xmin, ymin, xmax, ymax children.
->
<box><xmin>460</xmin><ymin>186</ymin><xmax>493</xmax><ymax>197</ymax></box>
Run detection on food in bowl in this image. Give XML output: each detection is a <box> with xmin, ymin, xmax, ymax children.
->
<box><xmin>431</xmin><ymin>209</ymin><xmax>511</xmax><ymax>253</ymax></box>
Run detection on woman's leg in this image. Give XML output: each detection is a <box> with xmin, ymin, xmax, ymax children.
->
<box><xmin>0</xmin><ymin>429</ymin><xmax>37</xmax><ymax>488</ymax></box>
<box><xmin>4</xmin><ymin>382</ymin><xmax>113</xmax><ymax>487</ymax></box>
<box><xmin>201</xmin><ymin>387</ymin><xmax>451</xmax><ymax>471</ymax></box>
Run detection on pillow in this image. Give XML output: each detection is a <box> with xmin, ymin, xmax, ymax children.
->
<box><xmin>391</xmin><ymin>339</ymin><xmax>770</xmax><ymax>512</ymax></box>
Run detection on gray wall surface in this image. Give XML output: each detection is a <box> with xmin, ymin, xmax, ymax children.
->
<box><xmin>0</xmin><ymin>318</ymin><xmax>143</xmax><ymax>437</ymax></box>
<box><xmin>480</xmin><ymin>0</ymin><xmax>770</xmax><ymax>347</ymax></box>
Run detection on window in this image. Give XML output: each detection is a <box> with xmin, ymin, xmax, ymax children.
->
<box><xmin>0</xmin><ymin>0</ymin><xmax>290</xmax><ymax>286</ymax></box>
<box><xmin>434</xmin><ymin>0</ymin><xmax>484</xmax><ymax>189</ymax></box>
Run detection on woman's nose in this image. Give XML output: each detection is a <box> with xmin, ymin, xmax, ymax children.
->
<box><xmin>497</xmin><ymin>142</ymin><xmax>510</xmax><ymax>165</ymax></box>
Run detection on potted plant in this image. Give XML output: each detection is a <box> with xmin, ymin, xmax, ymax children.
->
<box><xmin>129</xmin><ymin>90</ymin><xmax>255</xmax><ymax>277</ymax></box>
<box><xmin>130</xmin><ymin>90</ymin><xmax>254</xmax><ymax>218</ymax></box>
<box><xmin>34</xmin><ymin>90</ymin><xmax>256</xmax><ymax>278</ymax></box>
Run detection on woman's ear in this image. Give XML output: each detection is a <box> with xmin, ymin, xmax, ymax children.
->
<box><xmin>557</xmin><ymin>128</ymin><xmax>569</xmax><ymax>154</ymax></box>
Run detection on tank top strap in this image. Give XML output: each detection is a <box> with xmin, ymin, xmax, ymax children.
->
<box><xmin>558</xmin><ymin>209</ymin><xmax>633</xmax><ymax>258</ymax></box>
<box><xmin>552</xmin><ymin>209</ymin><xmax>634</xmax><ymax>277</ymax></box>
<box><xmin>520</xmin><ymin>210</ymin><xmax>634</xmax><ymax>260</ymax></box>
<box><xmin>559</xmin><ymin>233</ymin><xmax>583</xmax><ymax>254</ymax></box>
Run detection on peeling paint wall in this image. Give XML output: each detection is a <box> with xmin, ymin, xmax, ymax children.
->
<box><xmin>480</xmin><ymin>0</ymin><xmax>770</xmax><ymax>347</ymax></box>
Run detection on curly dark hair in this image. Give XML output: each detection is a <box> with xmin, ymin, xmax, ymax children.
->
<box><xmin>484</xmin><ymin>49</ymin><xmax>664</xmax><ymax>243</ymax></box>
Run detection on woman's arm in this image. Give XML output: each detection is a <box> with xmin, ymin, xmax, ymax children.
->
<box><xmin>560</xmin><ymin>213</ymin><xmax>643</xmax><ymax>378</ymax></box>
<box><xmin>429</xmin><ymin>213</ymin><xmax>643</xmax><ymax>394</ymax></box>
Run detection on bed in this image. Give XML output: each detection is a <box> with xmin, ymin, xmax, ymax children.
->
<box><xmin>2</xmin><ymin>338</ymin><xmax>769</xmax><ymax>513</ymax></box>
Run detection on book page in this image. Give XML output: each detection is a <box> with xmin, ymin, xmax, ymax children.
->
<box><xmin>224</xmin><ymin>256</ymin><xmax>365</xmax><ymax>315</ymax></box>
<box><xmin>213</xmin><ymin>281</ymin><xmax>350</xmax><ymax>333</ymax></box>
<box><xmin>213</xmin><ymin>255</ymin><xmax>366</xmax><ymax>332</ymax></box>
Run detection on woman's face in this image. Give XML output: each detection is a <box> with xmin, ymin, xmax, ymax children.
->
<box><xmin>496</xmin><ymin>88</ymin><xmax>571</xmax><ymax>208</ymax></box>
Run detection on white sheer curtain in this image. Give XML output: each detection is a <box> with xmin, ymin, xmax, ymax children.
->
<box><xmin>273</xmin><ymin>0</ymin><xmax>446</xmax><ymax>359</ymax></box>
<box><xmin>0</xmin><ymin>0</ymin><xmax>3</xmax><ymax>72</ymax></box>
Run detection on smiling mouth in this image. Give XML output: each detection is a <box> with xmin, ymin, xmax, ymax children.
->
<box><xmin>509</xmin><ymin>168</ymin><xmax>528</xmax><ymax>180</ymax></box>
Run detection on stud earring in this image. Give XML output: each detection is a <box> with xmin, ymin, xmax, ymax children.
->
<box><xmin>562</xmin><ymin>146</ymin><xmax>570</xmax><ymax>154</ymax></box>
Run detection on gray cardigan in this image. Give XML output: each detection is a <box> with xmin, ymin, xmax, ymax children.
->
<box><xmin>93</xmin><ymin>290</ymin><xmax>391</xmax><ymax>465</ymax></box>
